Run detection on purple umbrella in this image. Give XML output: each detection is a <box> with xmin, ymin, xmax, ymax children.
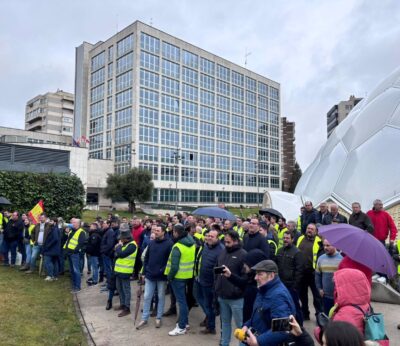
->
<box><xmin>318</xmin><ymin>223</ymin><xmax>396</xmax><ymax>277</ymax></box>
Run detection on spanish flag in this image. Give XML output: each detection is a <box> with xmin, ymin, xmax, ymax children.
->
<box><xmin>28</xmin><ymin>200</ymin><xmax>44</xmax><ymax>224</ymax></box>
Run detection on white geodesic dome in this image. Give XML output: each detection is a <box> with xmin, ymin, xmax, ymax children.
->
<box><xmin>294</xmin><ymin>66</ymin><xmax>400</xmax><ymax>211</ymax></box>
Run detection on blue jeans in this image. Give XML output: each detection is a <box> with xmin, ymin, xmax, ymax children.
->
<box><xmin>68</xmin><ymin>253</ymin><xmax>81</xmax><ymax>290</ymax></box>
<box><xmin>194</xmin><ymin>281</ymin><xmax>216</xmax><ymax>330</ymax></box>
<box><xmin>116</xmin><ymin>275</ymin><xmax>131</xmax><ymax>308</ymax></box>
<box><xmin>89</xmin><ymin>256</ymin><xmax>99</xmax><ymax>283</ymax></box>
<box><xmin>218</xmin><ymin>297</ymin><xmax>244</xmax><ymax>346</ymax></box>
<box><xmin>30</xmin><ymin>245</ymin><xmax>43</xmax><ymax>270</ymax></box>
<box><xmin>171</xmin><ymin>279</ymin><xmax>189</xmax><ymax>329</ymax></box>
<box><xmin>3</xmin><ymin>240</ymin><xmax>18</xmax><ymax>265</ymax></box>
<box><xmin>25</xmin><ymin>243</ymin><xmax>32</xmax><ymax>265</ymax></box>
<box><xmin>102</xmin><ymin>255</ymin><xmax>113</xmax><ymax>284</ymax></box>
<box><xmin>288</xmin><ymin>287</ymin><xmax>303</xmax><ymax>326</ymax></box>
<box><xmin>44</xmin><ymin>255</ymin><xmax>59</xmax><ymax>278</ymax></box>
<box><xmin>322</xmin><ymin>296</ymin><xmax>334</xmax><ymax>315</ymax></box>
<box><xmin>79</xmin><ymin>252</ymin><xmax>85</xmax><ymax>273</ymax></box>
<box><xmin>142</xmin><ymin>279</ymin><xmax>166</xmax><ymax>320</ymax></box>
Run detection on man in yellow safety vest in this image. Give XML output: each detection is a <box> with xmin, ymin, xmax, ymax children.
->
<box><xmin>113</xmin><ymin>230</ymin><xmax>137</xmax><ymax>317</ymax></box>
<box><xmin>165</xmin><ymin>224</ymin><xmax>196</xmax><ymax>336</ymax></box>
<box><xmin>64</xmin><ymin>218</ymin><xmax>86</xmax><ymax>293</ymax></box>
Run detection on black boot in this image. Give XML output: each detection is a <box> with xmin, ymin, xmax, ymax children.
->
<box><xmin>99</xmin><ymin>272</ymin><xmax>104</xmax><ymax>283</ymax></box>
<box><xmin>106</xmin><ymin>300</ymin><xmax>112</xmax><ymax>310</ymax></box>
<box><xmin>163</xmin><ymin>307</ymin><xmax>177</xmax><ymax>316</ymax></box>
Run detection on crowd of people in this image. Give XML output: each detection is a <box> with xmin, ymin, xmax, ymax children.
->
<box><xmin>0</xmin><ymin>198</ymin><xmax>399</xmax><ymax>346</ymax></box>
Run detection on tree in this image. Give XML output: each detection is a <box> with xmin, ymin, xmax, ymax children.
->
<box><xmin>104</xmin><ymin>168</ymin><xmax>154</xmax><ymax>212</ymax></box>
<box><xmin>289</xmin><ymin>161</ymin><xmax>303</xmax><ymax>193</ymax></box>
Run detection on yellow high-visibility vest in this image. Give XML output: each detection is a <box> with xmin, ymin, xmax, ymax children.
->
<box><xmin>64</xmin><ymin>228</ymin><xmax>84</xmax><ymax>250</ymax></box>
<box><xmin>114</xmin><ymin>241</ymin><xmax>138</xmax><ymax>275</ymax></box>
<box><xmin>297</xmin><ymin>216</ymin><xmax>302</xmax><ymax>230</ymax></box>
<box><xmin>297</xmin><ymin>235</ymin><xmax>321</xmax><ymax>269</ymax></box>
<box><xmin>233</xmin><ymin>226</ymin><xmax>244</xmax><ymax>239</ymax></box>
<box><xmin>277</xmin><ymin>227</ymin><xmax>288</xmax><ymax>249</ymax></box>
<box><xmin>268</xmin><ymin>239</ymin><xmax>278</xmax><ymax>256</ymax></box>
<box><xmin>28</xmin><ymin>224</ymin><xmax>35</xmax><ymax>245</ymax></box>
<box><xmin>164</xmin><ymin>242</ymin><xmax>195</xmax><ymax>279</ymax></box>
<box><xmin>194</xmin><ymin>232</ymin><xmax>204</xmax><ymax>242</ymax></box>
<box><xmin>397</xmin><ymin>240</ymin><xmax>400</xmax><ymax>275</ymax></box>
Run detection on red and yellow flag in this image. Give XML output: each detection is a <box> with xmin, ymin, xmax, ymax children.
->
<box><xmin>28</xmin><ymin>200</ymin><xmax>44</xmax><ymax>224</ymax></box>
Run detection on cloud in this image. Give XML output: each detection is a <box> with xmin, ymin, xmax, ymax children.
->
<box><xmin>0</xmin><ymin>0</ymin><xmax>399</xmax><ymax>171</ymax></box>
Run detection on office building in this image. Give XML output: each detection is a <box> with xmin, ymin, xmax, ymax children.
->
<box><xmin>327</xmin><ymin>95</ymin><xmax>362</xmax><ymax>137</ymax></box>
<box><xmin>25</xmin><ymin>90</ymin><xmax>74</xmax><ymax>136</ymax></box>
<box><xmin>74</xmin><ymin>21</ymin><xmax>281</xmax><ymax>205</ymax></box>
<box><xmin>281</xmin><ymin>117</ymin><xmax>295</xmax><ymax>192</ymax></box>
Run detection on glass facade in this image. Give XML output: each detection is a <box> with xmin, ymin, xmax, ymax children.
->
<box><xmin>87</xmin><ymin>24</ymin><xmax>281</xmax><ymax>202</ymax></box>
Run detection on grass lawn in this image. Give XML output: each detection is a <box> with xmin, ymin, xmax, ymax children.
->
<box><xmin>0</xmin><ymin>266</ymin><xmax>87</xmax><ymax>346</ymax></box>
<box><xmin>228</xmin><ymin>207</ymin><xmax>260</xmax><ymax>218</ymax></box>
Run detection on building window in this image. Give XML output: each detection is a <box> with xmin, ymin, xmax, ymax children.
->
<box><xmin>91</xmin><ymin>51</ymin><xmax>105</xmax><ymax>71</ymax></box>
<box><xmin>115</xmin><ymin>145</ymin><xmax>131</xmax><ymax>162</ymax></box>
<box><xmin>270</xmin><ymin>151</ymin><xmax>279</xmax><ymax>163</ymax></box>
<box><xmin>246</xmin><ymin>133</ymin><xmax>257</xmax><ymax>146</ymax></box>
<box><xmin>271</xmin><ymin>177</ymin><xmax>280</xmax><ymax>188</ymax></box>
<box><xmin>200</xmin><ymin>169</ymin><xmax>215</xmax><ymax>184</ymax></box>
<box><xmin>200</xmin><ymin>74</ymin><xmax>215</xmax><ymax>91</ymax></box>
<box><xmin>246</xmin><ymin>76</ymin><xmax>257</xmax><ymax>92</ymax></box>
<box><xmin>216</xmin><ymin>191</ymin><xmax>230</xmax><ymax>203</ymax></box>
<box><xmin>232</xmin><ymin>86</ymin><xmax>244</xmax><ymax>101</ymax></box>
<box><xmin>107</xmin><ymin>114</ymin><xmax>112</xmax><ymax>129</ymax></box>
<box><xmin>200</xmin><ymin>191</ymin><xmax>215</xmax><ymax>203</ymax></box>
<box><xmin>270</xmin><ymin>99</ymin><xmax>279</xmax><ymax>113</ymax></box>
<box><xmin>140</xmin><ymin>126</ymin><xmax>159</xmax><ymax>143</ymax></box>
<box><xmin>216</xmin><ymin>140</ymin><xmax>230</xmax><ymax>155</ymax></box>
<box><xmin>162</xmin><ymin>77</ymin><xmax>180</xmax><ymax>96</ymax></box>
<box><xmin>270</xmin><ymin>138</ymin><xmax>279</xmax><ymax>150</ymax></box>
<box><xmin>139</xmin><ymin>107</ymin><xmax>159</xmax><ymax>126</ymax></box>
<box><xmin>90</xmin><ymin>100</ymin><xmax>104</xmax><ymax>119</ymax></box>
<box><xmin>162</xmin><ymin>42</ymin><xmax>180</xmax><ymax>62</ymax></box>
<box><xmin>216</xmin><ymin>110</ymin><xmax>229</xmax><ymax>125</ymax></box>
<box><xmin>270</xmin><ymin>112</ymin><xmax>279</xmax><ymax>125</ymax></box>
<box><xmin>181</xmin><ymin>190</ymin><xmax>198</xmax><ymax>202</ymax></box>
<box><xmin>106</xmin><ymin>148</ymin><xmax>111</xmax><ymax>159</ymax></box>
<box><xmin>91</xmin><ymin>68</ymin><xmax>105</xmax><ymax>87</ymax></box>
<box><xmin>246</xmin><ymin>161</ymin><xmax>257</xmax><ymax>173</ymax></box>
<box><xmin>270</xmin><ymin>164</ymin><xmax>280</xmax><ymax>176</ymax></box>
<box><xmin>258</xmin><ymin>81</ymin><xmax>268</xmax><ymax>96</ymax></box>
<box><xmin>182</xmin><ymin>100</ymin><xmax>198</xmax><ymax>117</ymax></box>
<box><xmin>232</xmin><ymin>100</ymin><xmax>244</xmax><ymax>115</ymax></box>
<box><xmin>246</xmin><ymin>104</ymin><xmax>256</xmax><ymax>119</ymax></box>
<box><xmin>216</xmin><ymin>125</ymin><xmax>230</xmax><ymax>140</ymax></box>
<box><xmin>115</xmin><ymin>126</ymin><xmax>131</xmax><ymax>145</ymax></box>
<box><xmin>181</xmin><ymin>117</ymin><xmax>198</xmax><ymax>134</ymax></box>
<box><xmin>200</xmin><ymin>138</ymin><xmax>214</xmax><ymax>153</ymax></box>
<box><xmin>89</xmin><ymin>117</ymin><xmax>104</xmax><ymax>134</ymax></box>
<box><xmin>232</xmin><ymin>158</ymin><xmax>244</xmax><ymax>172</ymax></box>
<box><xmin>232</xmin><ymin>192</ymin><xmax>245</xmax><ymax>203</ymax></box>
<box><xmin>247</xmin><ymin>119</ymin><xmax>257</xmax><ymax>132</ymax></box>
<box><xmin>270</xmin><ymin>86</ymin><xmax>279</xmax><ymax>100</ymax></box>
<box><xmin>89</xmin><ymin>150</ymin><xmax>103</xmax><ymax>159</ymax></box>
<box><xmin>258</xmin><ymin>136</ymin><xmax>269</xmax><ymax>149</ymax></box>
<box><xmin>161</xmin><ymin>166</ymin><xmax>177</xmax><ymax>181</ymax></box>
<box><xmin>259</xmin><ymin>149</ymin><xmax>268</xmax><ymax>161</ymax></box>
<box><xmin>115</xmin><ymin>107</ymin><xmax>132</xmax><ymax>128</ymax></box>
<box><xmin>140</xmin><ymin>88</ymin><xmax>159</xmax><ymax>108</ymax></box>
<box><xmin>160</xmin><ymin>188</ymin><xmax>177</xmax><ymax>202</ymax></box>
<box><xmin>216</xmin><ymin>172</ymin><xmax>229</xmax><ymax>185</ymax></box>
<box><xmin>162</xmin><ymin>94</ymin><xmax>179</xmax><ymax>112</ymax></box>
<box><xmin>199</xmin><ymin>154</ymin><xmax>214</xmax><ymax>168</ymax></box>
<box><xmin>258</xmin><ymin>95</ymin><xmax>268</xmax><ymax>110</ymax></box>
<box><xmin>117</xmin><ymin>34</ymin><xmax>134</xmax><ymax>57</ymax></box>
<box><xmin>231</xmin><ymin>173</ymin><xmax>244</xmax><ymax>186</ymax></box>
<box><xmin>161</xmin><ymin>112</ymin><xmax>179</xmax><ymax>130</ymax></box>
<box><xmin>200</xmin><ymin>57</ymin><xmax>215</xmax><ymax>75</ymax></box>
<box><xmin>181</xmin><ymin>134</ymin><xmax>197</xmax><ymax>150</ymax></box>
<box><xmin>216</xmin><ymin>156</ymin><xmax>229</xmax><ymax>170</ymax></box>
<box><xmin>139</xmin><ymin>163</ymin><xmax>158</xmax><ymax>180</ymax></box>
<box><xmin>216</xmin><ymin>64</ymin><xmax>230</xmax><ymax>81</ymax></box>
<box><xmin>258</xmin><ymin>122</ymin><xmax>268</xmax><ymax>136</ymax></box>
<box><xmin>108</xmin><ymin>63</ymin><xmax>113</xmax><ymax>78</ymax></box>
<box><xmin>116</xmin><ymin>71</ymin><xmax>133</xmax><ymax>91</ymax></box>
<box><xmin>232</xmin><ymin>71</ymin><xmax>244</xmax><ymax>86</ymax></box>
<box><xmin>140</xmin><ymin>32</ymin><xmax>160</xmax><ymax>54</ymax></box>
<box><xmin>108</xmin><ymin>46</ymin><xmax>114</xmax><ymax>62</ymax></box>
<box><xmin>181</xmin><ymin>168</ymin><xmax>197</xmax><ymax>182</ymax></box>
<box><xmin>162</xmin><ymin>59</ymin><xmax>180</xmax><ymax>79</ymax></box>
<box><xmin>182</xmin><ymin>67</ymin><xmax>198</xmax><ymax>85</ymax></box>
<box><xmin>161</xmin><ymin>147</ymin><xmax>175</xmax><ymax>164</ymax></box>
<box><xmin>161</xmin><ymin>130</ymin><xmax>179</xmax><ymax>147</ymax></box>
<box><xmin>182</xmin><ymin>83</ymin><xmax>198</xmax><ymax>102</ymax></box>
<box><xmin>90</xmin><ymin>84</ymin><xmax>104</xmax><ymax>103</ymax></box>
<box><xmin>106</xmin><ymin>131</ymin><xmax>112</xmax><ymax>147</ymax></box>
<box><xmin>200</xmin><ymin>89</ymin><xmax>215</xmax><ymax>107</ymax></box>
<box><xmin>140</xmin><ymin>69</ymin><xmax>159</xmax><ymax>90</ymax></box>
<box><xmin>116</xmin><ymin>89</ymin><xmax>132</xmax><ymax>109</ymax></box>
<box><xmin>139</xmin><ymin>144</ymin><xmax>158</xmax><ymax>162</ymax></box>
<box><xmin>246</xmin><ymin>91</ymin><xmax>256</xmax><ymax>106</ymax></box>
<box><xmin>200</xmin><ymin>106</ymin><xmax>214</xmax><ymax>122</ymax></box>
<box><xmin>216</xmin><ymin>95</ymin><xmax>230</xmax><ymax>111</ymax></box>
<box><xmin>246</xmin><ymin>175</ymin><xmax>257</xmax><ymax>186</ymax></box>
<box><xmin>200</xmin><ymin>122</ymin><xmax>214</xmax><ymax>137</ymax></box>
<box><xmin>140</xmin><ymin>51</ymin><xmax>160</xmax><ymax>72</ymax></box>
<box><xmin>182</xmin><ymin>50</ymin><xmax>198</xmax><ymax>69</ymax></box>
<box><xmin>258</xmin><ymin>109</ymin><xmax>268</xmax><ymax>122</ymax></box>
<box><xmin>232</xmin><ymin>143</ymin><xmax>244</xmax><ymax>157</ymax></box>
<box><xmin>246</xmin><ymin>146</ymin><xmax>257</xmax><ymax>160</ymax></box>
<box><xmin>232</xmin><ymin>115</ymin><xmax>244</xmax><ymax>128</ymax></box>
<box><xmin>116</xmin><ymin>52</ymin><xmax>133</xmax><ymax>75</ymax></box>
<box><xmin>89</xmin><ymin>134</ymin><xmax>103</xmax><ymax>150</ymax></box>
<box><xmin>216</xmin><ymin>79</ymin><xmax>230</xmax><ymax>96</ymax></box>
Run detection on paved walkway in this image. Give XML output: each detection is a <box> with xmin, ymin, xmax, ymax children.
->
<box><xmin>76</xmin><ymin>279</ymin><xmax>400</xmax><ymax>345</ymax></box>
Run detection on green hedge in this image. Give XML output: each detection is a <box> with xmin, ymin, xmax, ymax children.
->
<box><xmin>0</xmin><ymin>171</ymin><xmax>85</xmax><ymax>220</ymax></box>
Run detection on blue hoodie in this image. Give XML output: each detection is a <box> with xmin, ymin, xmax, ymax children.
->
<box><xmin>144</xmin><ymin>237</ymin><xmax>173</xmax><ymax>281</ymax></box>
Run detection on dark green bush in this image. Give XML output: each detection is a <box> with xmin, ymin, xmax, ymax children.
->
<box><xmin>0</xmin><ymin>171</ymin><xmax>85</xmax><ymax>220</ymax></box>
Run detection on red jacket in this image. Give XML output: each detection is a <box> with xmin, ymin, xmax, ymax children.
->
<box><xmin>366</xmin><ymin>209</ymin><xmax>397</xmax><ymax>241</ymax></box>
<box><xmin>332</xmin><ymin>268</ymin><xmax>371</xmax><ymax>336</ymax></box>
<box><xmin>131</xmin><ymin>225</ymin><xmax>144</xmax><ymax>247</ymax></box>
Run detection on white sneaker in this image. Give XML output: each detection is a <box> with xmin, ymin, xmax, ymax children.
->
<box><xmin>377</xmin><ymin>277</ymin><xmax>387</xmax><ymax>285</ymax></box>
<box><xmin>372</xmin><ymin>274</ymin><xmax>380</xmax><ymax>281</ymax></box>
<box><xmin>168</xmin><ymin>324</ymin><xmax>186</xmax><ymax>336</ymax></box>
<box><xmin>44</xmin><ymin>276</ymin><xmax>52</xmax><ymax>281</ymax></box>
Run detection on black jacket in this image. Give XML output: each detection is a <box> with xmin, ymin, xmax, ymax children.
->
<box><xmin>349</xmin><ymin>212</ymin><xmax>374</xmax><ymax>233</ymax></box>
<box><xmin>301</xmin><ymin>209</ymin><xmax>319</xmax><ymax>233</ymax></box>
<box><xmin>197</xmin><ymin>241</ymin><xmax>225</xmax><ymax>287</ymax></box>
<box><xmin>65</xmin><ymin>228</ymin><xmax>86</xmax><ymax>254</ymax></box>
<box><xmin>86</xmin><ymin>231</ymin><xmax>102</xmax><ymax>257</ymax></box>
<box><xmin>330</xmin><ymin>213</ymin><xmax>348</xmax><ymax>224</ymax></box>
<box><xmin>215</xmin><ymin>244</ymin><xmax>247</xmax><ymax>299</ymax></box>
<box><xmin>100</xmin><ymin>227</ymin><xmax>116</xmax><ymax>257</ymax></box>
<box><xmin>243</xmin><ymin>231</ymin><xmax>270</xmax><ymax>258</ymax></box>
<box><xmin>42</xmin><ymin>226</ymin><xmax>61</xmax><ymax>257</ymax></box>
<box><xmin>275</xmin><ymin>244</ymin><xmax>304</xmax><ymax>290</ymax></box>
<box><xmin>4</xmin><ymin>219</ymin><xmax>24</xmax><ymax>241</ymax></box>
<box><xmin>316</xmin><ymin>211</ymin><xmax>332</xmax><ymax>225</ymax></box>
<box><xmin>144</xmin><ymin>237</ymin><xmax>173</xmax><ymax>281</ymax></box>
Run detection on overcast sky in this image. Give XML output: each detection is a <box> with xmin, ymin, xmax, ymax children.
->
<box><xmin>1</xmin><ymin>0</ymin><xmax>399</xmax><ymax>170</ymax></box>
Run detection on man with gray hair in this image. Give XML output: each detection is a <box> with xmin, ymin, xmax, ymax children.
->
<box><xmin>330</xmin><ymin>204</ymin><xmax>347</xmax><ymax>224</ymax></box>
<box><xmin>317</xmin><ymin>202</ymin><xmax>332</xmax><ymax>225</ymax></box>
<box><xmin>349</xmin><ymin>202</ymin><xmax>374</xmax><ymax>233</ymax></box>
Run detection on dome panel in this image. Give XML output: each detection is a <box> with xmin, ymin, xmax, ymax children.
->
<box><xmin>301</xmin><ymin>142</ymin><xmax>348</xmax><ymax>204</ymax></box>
<box><xmin>341</xmin><ymin>88</ymin><xmax>400</xmax><ymax>152</ymax></box>
<box><xmin>364</xmin><ymin>66</ymin><xmax>400</xmax><ymax>105</ymax></box>
<box><xmin>334</xmin><ymin>126</ymin><xmax>400</xmax><ymax>209</ymax></box>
